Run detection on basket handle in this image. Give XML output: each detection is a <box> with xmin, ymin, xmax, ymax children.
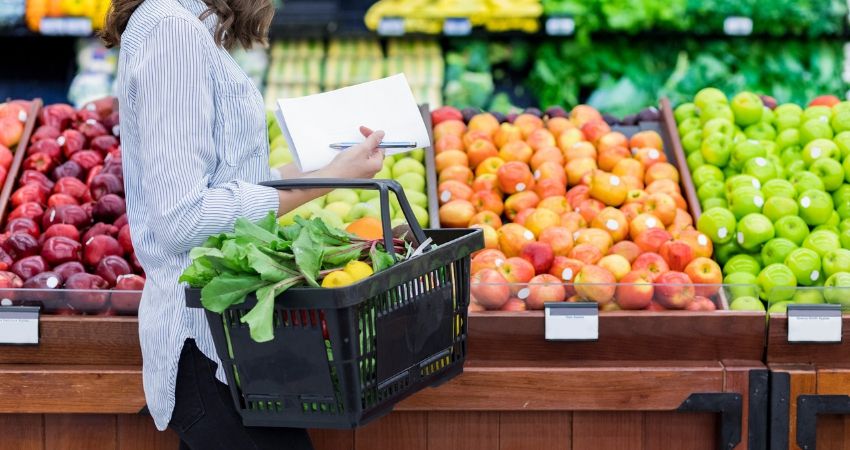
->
<box><xmin>260</xmin><ymin>178</ymin><xmax>428</xmax><ymax>259</ymax></box>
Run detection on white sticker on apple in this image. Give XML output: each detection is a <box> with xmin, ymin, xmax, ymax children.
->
<box><xmin>698</xmin><ymin>234</ymin><xmax>708</xmax><ymax>246</ymax></box>
<box><xmin>820</xmin><ymin>116</ymin><xmax>829</xmax><ymax>122</ymax></box>
<box><xmin>801</xmin><ymin>196</ymin><xmax>811</xmax><ymax>208</ymax></box>
<box><xmin>562</xmin><ymin>268</ymin><xmax>573</xmax><ymax>281</ymax></box>
<box><xmin>495</xmin><ymin>258</ymin><xmax>504</xmax><ymax>267</ymax></box>
<box><xmin>811</xmin><ymin>270</ymin><xmax>820</xmax><ymax>281</ymax></box>
<box><xmin>573</xmin><ymin>231</ymin><xmax>580</xmax><ymax>241</ymax></box>
<box><xmin>748</xmin><ymin>139</ymin><xmax>759</xmax><ymax>145</ymax></box>
<box><xmin>523</xmin><ymin>230</ymin><xmax>534</xmax><ymax>241</ymax></box>
<box><xmin>752</xmin><ymin>179</ymin><xmax>761</xmax><ymax>189</ymax></box>
<box><xmin>606</xmin><ymin>219</ymin><xmax>619</xmax><ymax>231</ymax></box>
<box><xmin>18</xmin><ymin>111</ymin><xmax>26</xmax><ymax>122</ymax></box>
<box><xmin>754</xmin><ymin>196</ymin><xmax>764</xmax><ymax>207</ymax></box>
<box><xmin>440</xmin><ymin>190</ymin><xmax>452</xmax><ymax>203</ymax></box>
<box><xmin>56</xmin><ymin>136</ymin><xmax>65</xmax><ymax>146</ymax></box>
<box><xmin>86</xmin><ymin>103</ymin><xmax>96</xmax><ymax>111</ymax></box>
<box><xmin>649</xmin><ymin>149</ymin><xmax>660</xmax><ymax>160</ymax></box>
<box><xmin>85</xmin><ymin>119</ymin><xmax>97</xmax><ymax>126</ymax></box>
<box><xmin>646</xmin><ymin>217</ymin><xmax>657</xmax><ymax>228</ymax></box>
<box><xmin>516</xmin><ymin>183</ymin><xmax>526</xmax><ymax>192</ymax></box>
<box><xmin>517</xmin><ymin>288</ymin><xmax>530</xmax><ymax>300</ymax></box>
<box><xmin>755</xmin><ymin>157</ymin><xmax>767</xmax><ymax>167</ymax></box>
<box><xmin>0</xmin><ymin>298</ymin><xmax>10</xmax><ymax>306</ymax></box>
<box><xmin>112</xmin><ymin>125</ymin><xmax>120</xmax><ymax>136</ymax></box>
<box><xmin>718</xmin><ymin>227</ymin><xmax>728</xmax><ymax>239</ymax></box>
<box><xmin>737</xmin><ymin>232</ymin><xmax>744</xmax><ymax>244</ymax></box>
<box><xmin>610</xmin><ymin>176</ymin><xmax>621</xmax><ymax>186</ymax></box>
<box><xmin>46</xmin><ymin>277</ymin><xmax>58</xmax><ymax>288</ymax></box>
<box><xmin>49</xmin><ymin>209</ymin><xmax>56</xmax><ymax>223</ymax></box>
<box><xmin>534</xmin><ymin>170</ymin><xmax>541</xmax><ymax>180</ymax></box>
<box><xmin>811</xmin><ymin>147</ymin><xmax>822</xmax><ymax>158</ymax></box>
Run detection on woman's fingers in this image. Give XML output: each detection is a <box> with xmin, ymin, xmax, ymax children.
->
<box><xmin>359</xmin><ymin>126</ymin><xmax>375</xmax><ymax>138</ymax></box>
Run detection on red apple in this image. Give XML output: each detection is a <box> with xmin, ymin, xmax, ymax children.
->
<box><xmin>523</xmin><ymin>274</ymin><xmax>566</xmax><ymax>309</ymax></box>
<box><xmin>615</xmin><ymin>270</ymin><xmax>654</xmax><ymax>310</ymax></box>
<box><xmin>470</xmin><ymin>269</ymin><xmax>510</xmax><ymax>310</ymax></box>
<box><xmin>573</xmin><ymin>264</ymin><xmax>616</xmax><ymax>304</ymax></box>
<box><xmin>684</xmin><ymin>257</ymin><xmax>722</xmax><ymax>298</ymax></box>
<box><xmin>658</xmin><ymin>240</ymin><xmax>696</xmax><ymax>272</ymax></box>
<box><xmin>632</xmin><ymin>252</ymin><xmax>670</xmax><ymax>280</ymax></box>
<box><xmin>654</xmin><ymin>271</ymin><xmax>695</xmax><ymax>310</ymax></box>
<box><xmin>520</xmin><ymin>241</ymin><xmax>555</xmax><ymax>274</ymax></box>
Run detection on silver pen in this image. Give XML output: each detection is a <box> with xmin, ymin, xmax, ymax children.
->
<box><xmin>329</xmin><ymin>141</ymin><xmax>417</xmax><ymax>150</ymax></box>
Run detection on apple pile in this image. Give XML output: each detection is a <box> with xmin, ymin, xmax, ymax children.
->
<box><xmin>678</xmin><ymin>88</ymin><xmax>850</xmax><ymax>312</ymax></box>
<box><xmin>0</xmin><ymin>99</ymin><xmax>145</xmax><ymax>314</ymax></box>
<box><xmin>431</xmin><ymin>105</ymin><xmax>720</xmax><ymax>312</ymax></box>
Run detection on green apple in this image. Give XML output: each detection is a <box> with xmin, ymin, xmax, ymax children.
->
<box><xmin>679</xmin><ymin>117</ymin><xmax>702</xmax><ymax>136</ymax></box>
<box><xmin>396</xmin><ymin>172</ymin><xmax>426</xmax><ymax>192</ymax></box>
<box><xmin>775</xmin><ymin>129</ymin><xmax>800</xmax><ymax>152</ymax></box>
<box><xmin>775</xmin><ymin>103</ymin><xmax>803</xmax><ymax>117</ymax></box>
<box><xmin>775</xmin><ymin>114</ymin><xmax>802</xmax><ymax>132</ymax></box>
<box><xmin>731</xmin><ymin>140</ymin><xmax>766</xmax><ymax>169</ymax></box>
<box><xmin>824</xmin><ymin>272</ymin><xmax>850</xmax><ymax>308</ymax></box>
<box><xmin>725</xmin><ymin>272</ymin><xmax>759</xmax><ymax>299</ymax></box>
<box><xmin>768</xmin><ymin>301</ymin><xmax>794</xmax><ymax>313</ymax></box>
<box><xmin>762</xmin><ymin>106</ymin><xmax>775</xmax><ymax>124</ymax></box>
<box><xmin>311</xmin><ymin>209</ymin><xmax>344</xmax><ymax>229</ymax></box>
<box><xmin>359</xmin><ymin>189</ymin><xmax>379</xmax><ymax>202</ymax></box>
<box><xmin>367</xmin><ymin>197</ymin><xmax>395</xmax><ymax>217</ymax></box>
<box><xmin>729</xmin><ymin>186</ymin><xmax>764</xmax><ymax>220</ymax></box>
<box><xmin>809</xmin><ymin>158</ymin><xmax>845</xmax><ymax>191</ymax></box>
<box><xmin>692</xmin><ymin>165</ymin><xmax>725</xmax><ymax>188</ymax></box>
<box><xmin>803</xmin><ymin>229</ymin><xmax>842</xmax><ymax>258</ymax></box>
<box><xmin>803</xmin><ymin>105</ymin><xmax>833</xmax><ymax>122</ymax></box>
<box><xmin>802</xmin><ymin>138</ymin><xmax>841</xmax><ymax>166</ymax></box>
<box><xmin>702</xmin><ymin>198</ymin><xmax>728</xmax><ymax>211</ymax></box>
<box><xmin>800</xmin><ymin>118</ymin><xmax>834</xmax><ymax>145</ymax></box>
<box><xmin>730</xmin><ymin>296</ymin><xmax>766</xmax><ymax>311</ymax></box>
<box><xmin>784</xmin><ymin>159</ymin><xmax>805</xmax><ymax>178</ymax></box>
<box><xmin>391</xmin><ymin>217</ymin><xmax>406</xmax><ymax>228</ymax></box>
<box><xmin>761</xmin><ymin>179</ymin><xmax>796</xmax><ymax>199</ymax></box>
<box><xmin>774</xmin><ymin>216</ymin><xmax>810</xmax><ymax>246</ymax></box>
<box><xmin>701</xmin><ymin>104</ymin><xmax>735</xmax><ymax>125</ymax></box>
<box><xmin>834</xmin><ymin>132</ymin><xmax>850</xmax><ymax>159</ymax></box>
<box><xmin>675</xmin><ymin>102</ymin><xmax>699</xmax><ymax>123</ymax></box>
<box><xmin>695</xmin><ymin>87</ymin><xmax>728</xmax><ymax>110</ymax></box>
<box><xmin>791</xmin><ymin>171</ymin><xmax>826</xmax><ymax>195</ymax></box>
<box><xmin>762</xmin><ymin>237</ymin><xmax>797</xmax><ymax>266</ymax></box>
<box><xmin>762</xmin><ymin>196</ymin><xmax>798</xmax><ymax>223</ymax></box>
<box><xmin>410</xmin><ymin>204</ymin><xmax>430</xmax><ymax>227</ymax></box>
<box><xmin>723</xmin><ymin>166</ymin><xmax>740</xmax><ymax>180</ymax></box>
<box><xmin>731</xmin><ymin>92</ymin><xmax>764</xmax><ymax>126</ymax></box>
<box><xmin>826</xmin><ymin>211</ymin><xmax>842</xmax><ymax>229</ymax></box>
<box><xmin>793</xmin><ymin>289</ymin><xmax>825</xmax><ymax>304</ymax></box>
<box><xmin>726</xmin><ymin>174</ymin><xmax>761</xmax><ymax>194</ymax></box>
<box><xmin>326</xmin><ymin>189</ymin><xmax>360</xmax><ymax>205</ymax></box>
<box><xmin>743</xmin><ymin>156</ymin><xmax>777</xmax><ymax>184</ymax></box>
<box><xmin>724</xmin><ymin>254</ymin><xmax>762</xmax><ymax>277</ymax></box>
<box><xmin>391</xmin><ymin>158</ymin><xmax>425</xmax><ymax>178</ymax></box>
<box><xmin>697</xmin><ymin>207</ymin><xmax>737</xmax><ymax>244</ymax></box>
<box><xmin>841</xmin><ymin>229</ymin><xmax>850</xmax><ymax>249</ymax></box>
<box><xmin>737</xmin><ymin>213</ymin><xmax>774</xmax><ymax>251</ymax></box>
<box><xmin>841</xmin><ymin>218</ymin><xmax>850</xmax><ymax>233</ymax></box>
<box><xmin>324</xmin><ymin>201</ymin><xmax>353</xmax><ymax>219</ymax></box>
<box><xmin>682</xmin><ymin>130</ymin><xmax>703</xmax><ymax>155</ymax></box>
<box><xmin>278</xmin><ymin>199</ymin><xmax>323</xmax><ymax>225</ymax></box>
<box><xmin>842</xmin><ymin>155</ymin><xmax>850</xmax><ymax>184</ymax></box>
<box><xmin>687</xmin><ymin>151</ymin><xmax>705</xmax><ymax>171</ymax></box>
<box><xmin>697</xmin><ymin>180</ymin><xmax>726</xmax><ymax>203</ymax></box>
<box><xmin>833</xmin><ymin>101</ymin><xmax>850</xmax><ymax>115</ymax></box>
<box><xmin>700</xmin><ymin>133</ymin><xmax>732</xmax><ymax>167</ymax></box>
<box><xmin>785</xmin><ymin>247</ymin><xmax>822</xmax><ymax>286</ymax></box>
<box><xmin>714</xmin><ymin>240</ymin><xmax>744</xmax><ymax>266</ymax></box>
<box><xmin>383</xmin><ymin>155</ymin><xmax>395</xmax><ymax>169</ymax></box>
<box><xmin>702</xmin><ymin>117</ymin><xmax>736</xmax><ymax>137</ymax></box>
<box><xmin>345</xmin><ymin>202</ymin><xmax>381</xmax><ymax>222</ymax></box>
<box><xmin>404</xmin><ymin>190</ymin><xmax>428</xmax><ymax>208</ymax></box>
<box><xmin>744</xmin><ymin>122</ymin><xmax>776</xmax><ymax>141</ymax></box>
<box><xmin>409</xmin><ymin>148</ymin><xmax>425</xmax><ymax>162</ymax></box>
<box><xmin>374</xmin><ymin>166</ymin><xmax>392</xmax><ymax>180</ymax></box>
<box><xmin>836</xmin><ymin>185</ymin><xmax>850</xmax><ymax>205</ymax></box>
<box><xmin>798</xmin><ymin>189</ymin><xmax>834</xmax><ymax>226</ymax></box>
<box><xmin>823</xmin><ymin>248</ymin><xmax>850</xmax><ymax>278</ymax></box>
<box><xmin>757</xmin><ymin>263</ymin><xmax>797</xmax><ymax>304</ymax></box>
<box><xmin>831</xmin><ymin>110</ymin><xmax>850</xmax><ymax>134</ymax></box>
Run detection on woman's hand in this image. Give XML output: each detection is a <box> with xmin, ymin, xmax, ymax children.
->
<box><xmin>322</xmin><ymin>126</ymin><xmax>386</xmax><ymax>179</ymax></box>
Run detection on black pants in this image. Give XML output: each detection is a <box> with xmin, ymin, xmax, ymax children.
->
<box><xmin>170</xmin><ymin>339</ymin><xmax>314</xmax><ymax>450</ymax></box>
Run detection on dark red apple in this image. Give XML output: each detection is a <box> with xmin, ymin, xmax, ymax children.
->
<box><xmin>118</xmin><ymin>224</ymin><xmax>132</xmax><ymax>253</ymax></box>
<box><xmin>53</xmin><ymin>177</ymin><xmax>88</xmax><ymax>200</ymax></box>
<box><xmin>83</xmin><ymin>234</ymin><xmax>122</xmax><ymax>267</ymax></box>
<box><xmin>113</xmin><ymin>214</ymin><xmax>128</xmax><ymax>229</ymax></box>
<box><xmin>47</xmin><ymin>193</ymin><xmax>79</xmax><ymax>207</ymax></box>
<box><xmin>22</xmin><ymin>153</ymin><xmax>56</xmax><ymax>174</ymax></box>
<box><xmin>42</xmin><ymin>236</ymin><xmax>82</xmax><ymax>265</ymax></box>
<box><xmin>27</xmin><ymin>138</ymin><xmax>61</xmax><ymax>159</ymax></box>
<box><xmin>19</xmin><ymin>170</ymin><xmax>54</xmax><ymax>191</ymax></box>
<box><xmin>30</xmin><ymin>125</ymin><xmax>60</xmax><ymax>143</ymax></box>
<box><xmin>8</xmin><ymin>202</ymin><xmax>44</xmax><ymax>223</ymax></box>
<box><xmin>89</xmin><ymin>173</ymin><xmax>123</xmax><ymax>200</ymax></box>
<box><xmin>92</xmin><ymin>194</ymin><xmax>125</xmax><ymax>223</ymax></box>
<box><xmin>2</xmin><ymin>233</ymin><xmax>40</xmax><ymax>259</ymax></box>
<box><xmin>53</xmin><ymin>261</ymin><xmax>85</xmax><ymax>280</ymax></box>
<box><xmin>96</xmin><ymin>255</ymin><xmax>131</xmax><ymax>286</ymax></box>
<box><xmin>6</xmin><ymin>217</ymin><xmax>40</xmax><ymax>238</ymax></box>
<box><xmin>82</xmin><ymin>222</ymin><xmax>118</xmax><ymax>244</ymax></box>
<box><xmin>70</xmin><ymin>150</ymin><xmax>103</xmax><ymax>171</ymax></box>
<box><xmin>10</xmin><ymin>184</ymin><xmax>48</xmax><ymax>207</ymax></box>
<box><xmin>59</xmin><ymin>129</ymin><xmax>85</xmax><ymax>158</ymax></box>
<box><xmin>64</xmin><ymin>272</ymin><xmax>109</xmax><ymax>313</ymax></box>
<box><xmin>52</xmin><ymin>160</ymin><xmax>84</xmax><ymax>180</ymax></box>
<box><xmin>11</xmin><ymin>255</ymin><xmax>48</xmax><ymax>280</ymax></box>
<box><xmin>42</xmin><ymin>204</ymin><xmax>90</xmax><ymax>230</ymax></box>
<box><xmin>41</xmin><ymin>224</ymin><xmax>80</xmax><ymax>242</ymax></box>
<box><xmin>91</xmin><ymin>135</ymin><xmax>119</xmax><ymax>155</ymax></box>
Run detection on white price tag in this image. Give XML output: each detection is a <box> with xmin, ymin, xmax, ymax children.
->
<box><xmin>788</xmin><ymin>304</ymin><xmax>842</xmax><ymax>343</ymax></box>
<box><xmin>0</xmin><ymin>306</ymin><xmax>39</xmax><ymax>345</ymax></box>
<box><xmin>545</xmin><ymin>302</ymin><xmax>598</xmax><ymax>341</ymax></box>
<box><xmin>377</xmin><ymin>17</ymin><xmax>405</xmax><ymax>36</ymax></box>
<box><xmin>723</xmin><ymin>16</ymin><xmax>753</xmax><ymax>36</ymax></box>
<box><xmin>39</xmin><ymin>17</ymin><xmax>92</xmax><ymax>36</ymax></box>
<box><xmin>443</xmin><ymin>18</ymin><xmax>472</xmax><ymax>36</ymax></box>
<box><xmin>545</xmin><ymin>17</ymin><xmax>575</xmax><ymax>36</ymax></box>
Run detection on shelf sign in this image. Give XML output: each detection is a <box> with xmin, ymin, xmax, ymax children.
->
<box><xmin>40</xmin><ymin>17</ymin><xmax>92</xmax><ymax>36</ymax></box>
<box><xmin>443</xmin><ymin>18</ymin><xmax>472</xmax><ymax>36</ymax></box>
<box><xmin>545</xmin><ymin>16</ymin><xmax>575</xmax><ymax>36</ymax></box>
<box><xmin>787</xmin><ymin>304</ymin><xmax>842</xmax><ymax>344</ymax></box>
<box><xmin>377</xmin><ymin>17</ymin><xmax>405</xmax><ymax>36</ymax></box>
<box><xmin>545</xmin><ymin>302</ymin><xmax>598</xmax><ymax>341</ymax></box>
<box><xmin>0</xmin><ymin>306</ymin><xmax>39</xmax><ymax>345</ymax></box>
<box><xmin>723</xmin><ymin>16</ymin><xmax>753</xmax><ymax>36</ymax></box>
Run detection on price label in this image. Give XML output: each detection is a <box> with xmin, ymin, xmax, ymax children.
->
<box><xmin>723</xmin><ymin>16</ymin><xmax>753</xmax><ymax>36</ymax></box>
<box><xmin>788</xmin><ymin>304</ymin><xmax>842</xmax><ymax>344</ymax></box>
<box><xmin>545</xmin><ymin>17</ymin><xmax>575</xmax><ymax>36</ymax></box>
<box><xmin>545</xmin><ymin>302</ymin><xmax>598</xmax><ymax>341</ymax></box>
<box><xmin>0</xmin><ymin>306</ymin><xmax>39</xmax><ymax>345</ymax></box>
<box><xmin>377</xmin><ymin>17</ymin><xmax>405</xmax><ymax>36</ymax></box>
<box><xmin>443</xmin><ymin>17</ymin><xmax>472</xmax><ymax>36</ymax></box>
<box><xmin>40</xmin><ymin>17</ymin><xmax>92</xmax><ymax>36</ymax></box>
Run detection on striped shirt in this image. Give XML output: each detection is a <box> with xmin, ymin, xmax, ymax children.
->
<box><xmin>116</xmin><ymin>0</ymin><xmax>281</xmax><ymax>430</ymax></box>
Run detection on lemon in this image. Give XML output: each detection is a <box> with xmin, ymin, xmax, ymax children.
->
<box><xmin>321</xmin><ymin>271</ymin><xmax>354</xmax><ymax>288</ymax></box>
<box><xmin>343</xmin><ymin>260</ymin><xmax>374</xmax><ymax>282</ymax></box>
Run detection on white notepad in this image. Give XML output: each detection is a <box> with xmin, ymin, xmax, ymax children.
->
<box><xmin>274</xmin><ymin>74</ymin><xmax>431</xmax><ymax>173</ymax></box>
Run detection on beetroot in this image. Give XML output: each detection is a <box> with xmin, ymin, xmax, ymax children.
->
<box><xmin>27</xmin><ymin>139</ymin><xmax>62</xmax><ymax>159</ymax></box>
<box><xmin>53</xmin><ymin>261</ymin><xmax>85</xmax><ymax>280</ymax></box>
<box><xmin>48</xmin><ymin>193</ymin><xmax>79</xmax><ymax>207</ymax></box>
<box><xmin>93</xmin><ymin>194</ymin><xmax>125</xmax><ymax>223</ymax></box>
<box><xmin>78</xmin><ymin>120</ymin><xmax>107</xmax><ymax>141</ymax></box>
<box><xmin>96</xmin><ymin>255</ymin><xmax>132</xmax><ymax>286</ymax></box>
<box><xmin>114</xmin><ymin>214</ymin><xmax>128</xmax><ymax>229</ymax></box>
<box><xmin>59</xmin><ymin>129</ymin><xmax>85</xmax><ymax>158</ymax></box>
<box><xmin>20</xmin><ymin>170</ymin><xmax>55</xmax><ymax>191</ymax></box>
<box><xmin>9</xmin><ymin>202</ymin><xmax>44</xmax><ymax>223</ymax></box>
<box><xmin>23</xmin><ymin>152</ymin><xmax>56</xmax><ymax>174</ymax></box>
<box><xmin>39</xmin><ymin>104</ymin><xmax>75</xmax><ymax>130</ymax></box>
<box><xmin>11</xmin><ymin>255</ymin><xmax>47</xmax><ymax>280</ymax></box>
<box><xmin>42</xmin><ymin>204</ymin><xmax>90</xmax><ymax>230</ymax></box>
<box><xmin>53</xmin><ymin>177</ymin><xmax>88</xmax><ymax>200</ymax></box>
<box><xmin>91</xmin><ymin>135</ymin><xmax>119</xmax><ymax>155</ymax></box>
<box><xmin>0</xmin><ymin>271</ymin><xmax>23</xmax><ymax>288</ymax></box>
<box><xmin>42</xmin><ymin>236</ymin><xmax>82</xmax><ymax>265</ymax></box>
<box><xmin>52</xmin><ymin>160</ymin><xmax>84</xmax><ymax>180</ymax></box>
<box><xmin>30</xmin><ymin>125</ymin><xmax>60</xmax><ymax>143</ymax></box>
<box><xmin>70</xmin><ymin>150</ymin><xmax>103</xmax><ymax>171</ymax></box>
<box><xmin>89</xmin><ymin>173</ymin><xmax>123</xmax><ymax>200</ymax></box>
<box><xmin>82</xmin><ymin>223</ymin><xmax>119</xmax><ymax>244</ymax></box>
<box><xmin>65</xmin><ymin>272</ymin><xmax>109</xmax><ymax>313</ymax></box>
<box><xmin>112</xmin><ymin>274</ymin><xmax>144</xmax><ymax>314</ymax></box>
<box><xmin>83</xmin><ymin>234</ymin><xmax>122</xmax><ymax>267</ymax></box>
<box><xmin>23</xmin><ymin>271</ymin><xmax>63</xmax><ymax>289</ymax></box>
<box><xmin>2</xmin><ymin>233</ymin><xmax>40</xmax><ymax>259</ymax></box>
<box><xmin>6</xmin><ymin>217</ymin><xmax>40</xmax><ymax>238</ymax></box>
<box><xmin>118</xmin><ymin>224</ymin><xmax>132</xmax><ymax>254</ymax></box>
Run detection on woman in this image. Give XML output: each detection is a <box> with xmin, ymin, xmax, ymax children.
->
<box><xmin>101</xmin><ymin>0</ymin><xmax>385</xmax><ymax>447</ymax></box>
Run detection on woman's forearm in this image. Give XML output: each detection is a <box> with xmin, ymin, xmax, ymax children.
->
<box><xmin>274</xmin><ymin>165</ymin><xmax>344</xmax><ymax>216</ymax></box>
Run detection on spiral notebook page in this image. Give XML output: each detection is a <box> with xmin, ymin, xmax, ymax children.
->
<box><xmin>275</xmin><ymin>74</ymin><xmax>431</xmax><ymax>173</ymax></box>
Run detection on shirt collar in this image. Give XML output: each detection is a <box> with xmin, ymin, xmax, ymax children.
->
<box><xmin>176</xmin><ymin>0</ymin><xmax>217</xmax><ymax>35</ymax></box>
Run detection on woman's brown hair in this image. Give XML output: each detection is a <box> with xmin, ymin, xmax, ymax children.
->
<box><xmin>100</xmin><ymin>0</ymin><xmax>274</xmax><ymax>50</ymax></box>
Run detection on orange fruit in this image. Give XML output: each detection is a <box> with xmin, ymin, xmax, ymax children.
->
<box><xmin>346</xmin><ymin>217</ymin><xmax>383</xmax><ymax>240</ymax></box>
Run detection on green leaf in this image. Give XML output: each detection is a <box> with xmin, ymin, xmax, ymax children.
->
<box><xmin>220</xmin><ymin>239</ymin><xmax>253</xmax><ymax>273</ymax></box>
<box><xmin>292</xmin><ymin>226</ymin><xmax>322</xmax><ymax>287</ymax></box>
<box><xmin>179</xmin><ymin>257</ymin><xmax>218</xmax><ymax>287</ymax></box>
<box><xmin>200</xmin><ymin>273</ymin><xmax>268</xmax><ymax>313</ymax></box>
<box><xmin>244</xmin><ymin>243</ymin><xmax>300</xmax><ymax>282</ymax></box>
<box><xmin>322</xmin><ymin>244</ymin><xmax>364</xmax><ymax>268</ymax></box>
<box><xmin>279</xmin><ymin>222</ymin><xmax>303</xmax><ymax>241</ymax></box>
<box><xmin>234</xmin><ymin>216</ymin><xmax>279</xmax><ymax>246</ymax></box>
<box><xmin>370</xmin><ymin>246</ymin><xmax>396</xmax><ymax>273</ymax></box>
<box><xmin>240</xmin><ymin>277</ymin><xmax>302</xmax><ymax>342</ymax></box>
<box><xmin>255</xmin><ymin>211</ymin><xmax>279</xmax><ymax>234</ymax></box>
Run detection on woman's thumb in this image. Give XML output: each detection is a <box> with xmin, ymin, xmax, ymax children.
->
<box><xmin>366</xmin><ymin>130</ymin><xmax>385</xmax><ymax>148</ymax></box>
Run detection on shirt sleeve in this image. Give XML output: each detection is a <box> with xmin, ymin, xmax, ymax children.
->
<box><xmin>129</xmin><ymin>17</ymin><xmax>280</xmax><ymax>255</ymax></box>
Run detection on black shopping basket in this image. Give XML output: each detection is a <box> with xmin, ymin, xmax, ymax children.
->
<box><xmin>185</xmin><ymin>179</ymin><xmax>483</xmax><ymax>429</ymax></box>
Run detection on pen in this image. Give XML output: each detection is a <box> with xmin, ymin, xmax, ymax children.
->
<box><xmin>330</xmin><ymin>141</ymin><xmax>417</xmax><ymax>150</ymax></box>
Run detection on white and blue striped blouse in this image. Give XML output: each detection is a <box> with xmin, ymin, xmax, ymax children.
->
<box><xmin>116</xmin><ymin>0</ymin><xmax>281</xmax><ymax>430</ymax></box>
